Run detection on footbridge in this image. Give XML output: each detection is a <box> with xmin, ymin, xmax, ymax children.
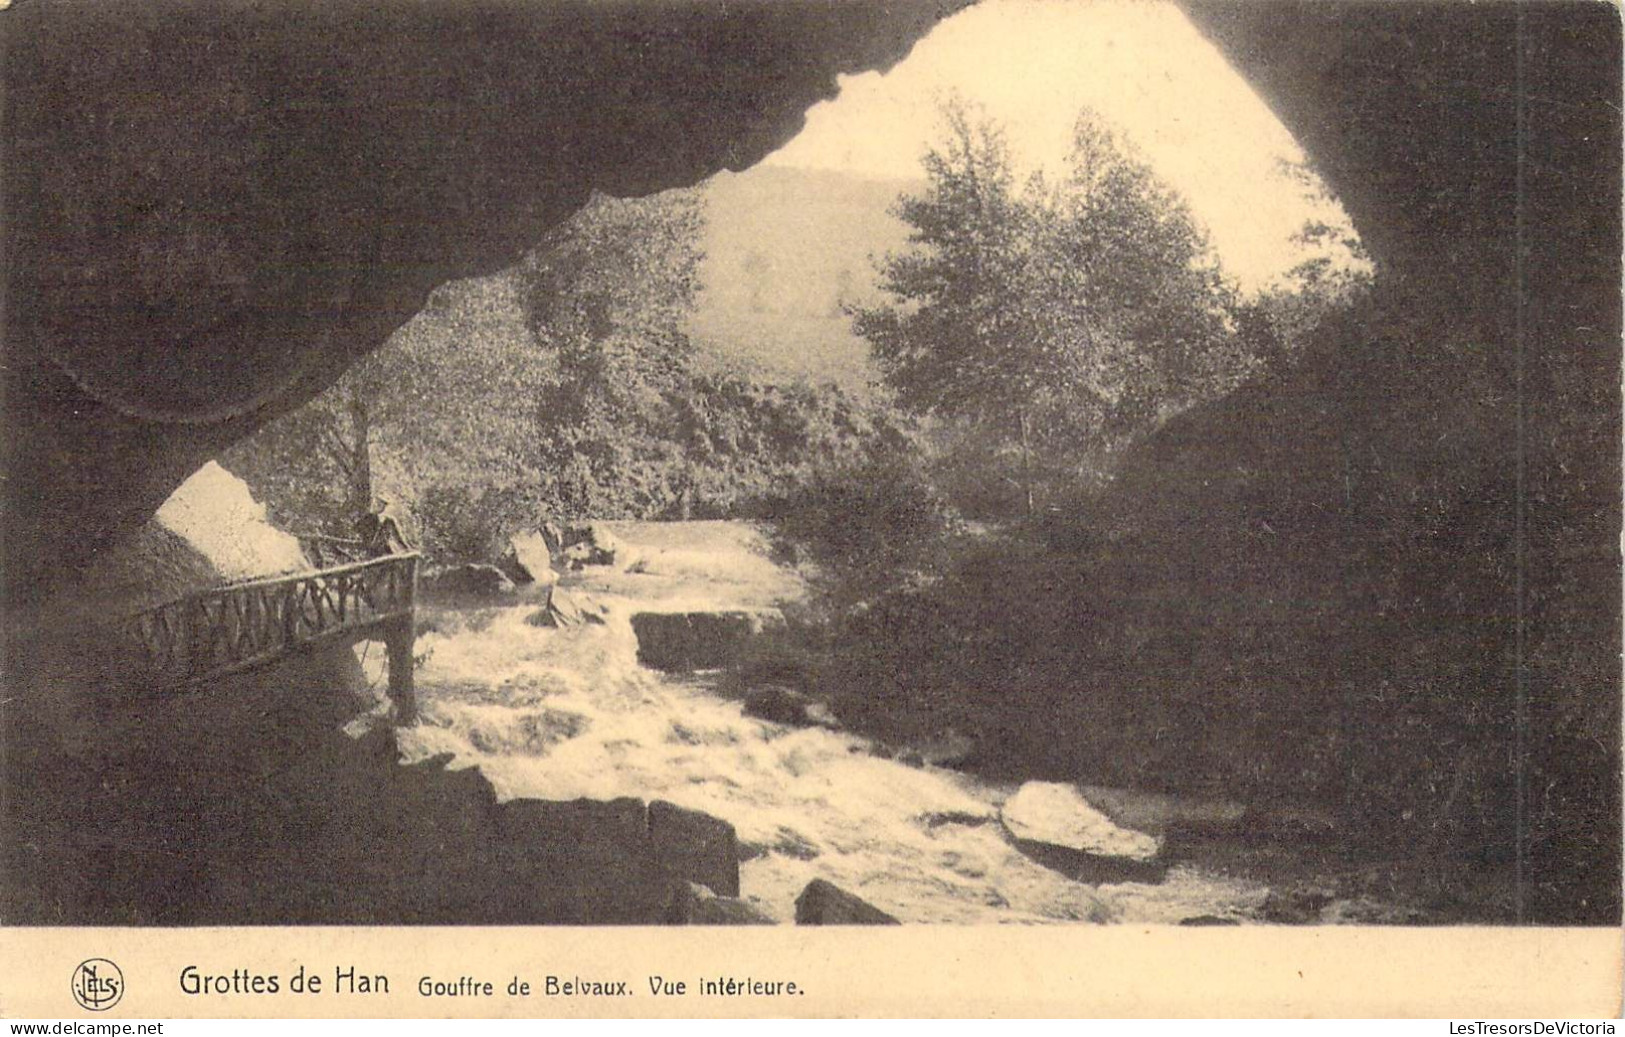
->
<box><xmin>123</xmin><ymin>546</ymin><xmax>420</xmax><ymax>723</ymax></box>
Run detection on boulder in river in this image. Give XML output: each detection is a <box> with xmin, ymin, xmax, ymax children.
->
<box><xmin>499</xmin><ymin>530</ymin><xmax>559</xmax><ymax>587</ymax></box>
<box><xmin>662</xmin><ymin>881</ymin><xmax>776</xmax><ymax>926</ymax></box>
<box><xmin>421</xmin><ymin>563</ymin><xmax>517</xmax><ymax>602</ymax></box>
<box><xmin>1000</xmin><ymin>781</ymin><xmax>1167</xmax><ymax>884</ymax></box>
<box><xmin>742</xmin><ymin>685</ymin><xmax>838</xmax><ymax>729</ymax></box>
<box><xmin>525</xmin><ymin>590</ymin><xmax>607</xmax><ymax>629</ymax></box>
<box><xmin>562</xmin><ymin>522</ymin><xmax>620</xmax><ymax>569</ymax></box>
<box><xmin>1002</xmin><ymin>782</ymin><xmax>1162</xmax><ymax>860</ymax></box>
<box><xmin>648</xmin><ymin>800</ymin><xmax>739</xmax><ymax>898</ymax></box>
<box><xmin>794</xmin><ymin>879</ymin><xmax>900</xmax><ymax>925</ymax></box>
<box><xmin>632</xmin><ymin>609</ymin><xmax>785</xmax><ymax>672</ymax></box>
<box><xmin>491</xmin><ymin>796</ymin><xmax>745</xmax><ymax>923</ymax></box>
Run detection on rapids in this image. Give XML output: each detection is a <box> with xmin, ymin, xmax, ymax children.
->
<box><xmin>372</xmin><ymin>521</ymin><xmax>1269</xmax><ymax>924</ymax></box>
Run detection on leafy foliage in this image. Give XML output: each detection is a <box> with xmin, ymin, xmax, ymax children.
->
<box><xmin>1240</xmin><ymin>157</ymin><xmax>1377</xmax><ymax>367</ymax></box>
<box><xmin>227</xmin><ymin>187</ymin><xmax>908</xmax><ymax>562</ymax></box>
<box><xmin>225</xmin><ymin>269</ymin><xmax>552</xmax><ymax>545</ymax></box>
<box><xmin>519</xmin><ymin>190</ymin><xmax>707</xmax><ymax>518</ymax></box>
<box><xmin>851</xmin><ymin>101</ymin><xmax>1240</xmax><ymax>514</ymax></box>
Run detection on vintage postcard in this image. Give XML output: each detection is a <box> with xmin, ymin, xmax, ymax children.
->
<box><xmin>1</xmin><ymin>0</ymin><xmax>1619</xmax><ymax>1019</ymax></box>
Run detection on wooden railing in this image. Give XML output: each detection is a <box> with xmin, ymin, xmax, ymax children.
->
<box><xmin>295</xmin><ymin>533</ymin><xmax>379</xmax><ymax>569</ymax></box>
<box><xmin>123</xmin><ymin>553</ymin><xmax>421</xmax><ymax>722</ymax></box>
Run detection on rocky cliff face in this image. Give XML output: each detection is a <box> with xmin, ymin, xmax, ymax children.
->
<box><xmin>1075</xmin><ymin>4</ymin><xmax>1622</xmax><ymax>923</ymax></box>
<box><xmin>1</xmin><ymin>463</ymin><xmax>365</xmax><ymax>921</ymax></box>
<box><xmin>1005</xmin><ymin>291</ymin><xmax>1619</xmax><ymax>921</ymax></box>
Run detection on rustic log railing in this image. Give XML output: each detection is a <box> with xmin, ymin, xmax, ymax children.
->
<box><xmin>124</xmin><ymin>553</ymin><xmax>421</xmax><ymax>723</ymax></box>
<box><xmin>295</xmin><ymin>533</ymin><xmax>377</xmax><ymax>569</ymax></box>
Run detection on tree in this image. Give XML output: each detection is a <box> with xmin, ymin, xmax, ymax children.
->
<box><xmin>852</xmin><ymin>101</ymin><xmax>1236</xmax><ymax>515</ymax></box>
<box><xmin>853</xmin><ymin>102</ymin><xmax>1034</xmax><ymax>421</ymax></box>
<box><xmin>521</xmin><ymin>188</ymin><xmax>707</xmax><ymax>518</ymax></box>
<box><xmin>1037</xmin><ymin>112</ymin><xmax>1236</xmax><ymax>418</ymax></box>
<box><xmin>227</xmin><ymin>183</ymin><xmax>908</xmax><ymax>559</ymax></box>
<box><xmin>1250</xmin><ymin>156</ymin><xmax>1376</xmax><ymax>364</ymax></box>
<box><xmin>221</xmin><ymin>341</ymin><xmax>432</xmax><ymax>537</ymax></box>
<box><xmin>233</xmin><ymin>188</ymin><xmax>709</xmax><ymax>549</ymax></box>
<box><xmin>225</xmin><ymin>269</ymin><xmax>551</xmax><ymax>542</ymax></box>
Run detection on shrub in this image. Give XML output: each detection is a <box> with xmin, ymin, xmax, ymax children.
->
<box><xmin>762</xmin><ymin>453</ymin><xmax>953</xmax><ymax>586</ymax></box>
<box><xmin>413</xmin><ymin>483</ymin><xmax>542</xmax><ymax>565</ymax></box>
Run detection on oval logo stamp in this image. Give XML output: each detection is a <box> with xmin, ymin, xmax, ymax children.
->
<box><xmin>71</xmin><ymin>959</ymin><xmax>124</xmax><ymax>1012</ymax></box>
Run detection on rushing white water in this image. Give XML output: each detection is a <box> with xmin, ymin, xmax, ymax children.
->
<box><xmin>382</xmin><ymin>521</ymin><xmax>1269</xmax><ymax>924</ymax></box>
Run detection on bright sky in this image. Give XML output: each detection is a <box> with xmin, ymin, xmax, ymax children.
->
<box><xmin>765</xmin><ymin>0</ymin><xmax>1357</xmax><ymax>293</ymax></box>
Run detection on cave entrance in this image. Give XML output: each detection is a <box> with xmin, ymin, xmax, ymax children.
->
<box><xmin>214</xmin><ymin>0</ymin><xmax>1370</xmax><ymax>570</ymax></box>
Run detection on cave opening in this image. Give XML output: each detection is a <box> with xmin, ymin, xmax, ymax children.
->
<box><xmin>2</xmin><ymin>0</ymin><xmax>1617</xmax><ymax>929</ymax></box>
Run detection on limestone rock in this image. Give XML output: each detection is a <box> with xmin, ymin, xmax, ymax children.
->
<box><xmin>525</xmin><ymin>590</ymin><xmax>608</xmax><ymax>629</ymax></box>
<box><xmin>153</xmin><ymin>461</ymin><xmax>309</xmax><ymax>582</ymax></box>
<box><xmin>648</xmin><ymin>800</ymin><xmax>739</xmax><ymax>898</ymax></box>
<box><xmin>742</xmin><ymin>685</ymin><xmax>837</xmax><ymax>729</ymax></box>
<box><xmin>632</xmin><ymin>610</ymin><xmax>784</xmax><ymax>672</ymax></box>
<box><xmin>1001</xmin><ymin>782</ymin><xmax>1162</xmax><ymax>861</ymax></box>
<box><xmin>663</xmin><ymin>882</ymin><xmax>775</xmax><ymax>926</ymax></box>
<box><xmin>421</xmin><ymin>563</ymin><xmax>517</xmax><ymax>602</ymax></box>
<box><xmin>794</xmin><ymin>879</ymin><xmax>900</xmax><ymax>925</ymax></box>
<box><xmin>1000</xmin><ymin>782</ymin><xmax>1167</xmax><ymax>884</ymax></box>
<box><xmin>495</xmin><ymin>796</ymin><xmax>647</xmax><ymax>845</ymax></box>
<box><xmin>488</xmin><ymin>796</ymin><xmax>659</xmax><ymax>924</ymax></box>
<box><xmin>499</xmin><ymin>530</ymin><xmax>559</xmax><ymax>587</ymax></box>
<box><xmin>1006</xmin><ymin>837</ymin><xmax>1169</xmax><ymax>885</ymax></box>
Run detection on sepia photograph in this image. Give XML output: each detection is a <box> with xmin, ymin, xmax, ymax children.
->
<box><xmin>0</xmin><ymin>0</ymin><xmax>1620</xmax><ymax>1013</ymax></box>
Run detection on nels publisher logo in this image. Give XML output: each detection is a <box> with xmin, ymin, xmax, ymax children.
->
<box><xmin>71</xmin><ymin>959</ymin><xmax>124</xmax><ymax>1012</ymax></box>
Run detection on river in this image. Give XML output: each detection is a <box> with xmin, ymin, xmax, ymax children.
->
<box><xmin>378</xmin><ymin>520</ymin><xmax>1271</xmax><ymax>924</ymax></box>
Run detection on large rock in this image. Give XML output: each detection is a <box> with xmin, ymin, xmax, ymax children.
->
<box><xmin>662</xmin><ymin>881</ymin><xmax>775</xmax><ymax>926</ymax></box>
<box><xmin>1007</xmin><ymin>838</ymin><xmax>1168</xmax><ymax>885</ymax></box>
<box><xmin>794</xmin><ymin>879</ymin><xmax>900</xmax><ymax>925</ymax></box>
<box><xmin>1000</xmin><ymin>782</ymin><xmax>1166</xmax><ymax>884</ymax></box>
<box><xmin>152</xmin><ymin>462</ymin><xmax>310</xmax><ymax>582</ymax></box>
<box><xmin>562</xmin><ymin>522</ymin><xmax>621</xmax><ymax>569</ymax></box>
<box><xmin>494</xmin><ymin>796</ymin><xmax>654</xmax><ymax>924</ymax></box>
<box><xmin>524</xmin><ymin>591</ymin><xmax>608</xmax><ymax>629</ymax></box>
<box><xmin>494</xmin><ymin>797</ymin><xmax>742</xmax><ymax>921</ymax></box>
<box><xmin>421</xmin><ymin>563</ymin><xmax>516</xmax><ymax>602</ymax></box>
<box><xmin>1001</xmin><ymin>782</ymin><xmax>1162</xmax><ymax>860</ymax></box>
<box><xmin>632</xmin><ymin>610</ymin><xmax>785</xmax><ymax>672</ymax></box>
<box><xmin>648</xmin><ymin>800</ymin><xmax>739</xmax><ymax>898</ymax></box>
<box><xmin>498</xmin><ymin>530</ymin><xmax>559</xmax><ymax>588</ymax></box>
<box><xmin>742</xmin><ymin>685</ymin><xmax>838</xmax><ymax>729</ymax></box>
<box><xmin>67</xmin><ymin>461</ymin><xmax>310</xmax><ymax>625</ymax></box>
<box><xmin>496</xmin><ymin>795</ymin><xmax>648</xmax><ymax>845</ymax></box>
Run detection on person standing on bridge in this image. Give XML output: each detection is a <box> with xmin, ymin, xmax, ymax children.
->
<box><xmin>355</xmin><ymin>498</ymin><xmax>413</xmax><ymax>557</ymax></box>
